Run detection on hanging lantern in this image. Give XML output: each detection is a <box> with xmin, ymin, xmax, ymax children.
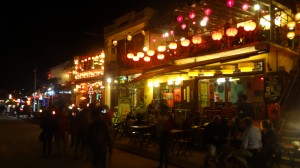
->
<box><xmin>132</xmin><ymin>56</ymin><xmax>139</xmax><ymax>61</ymax></box>
<box><xmin>221</xmin><ymin>65</ymin><xmax>236</xmax><ymax>74</ymax></box>
<box><xmin>168</xmin><ymin>42</ymin><xmax>177</xmax><ymax>49</ymax></box>
<box><xmin>112</xmin><ymin>40</ymin><xmax>118</xmax><ymax>46</ymax></box>
<box><xmin>152</xmin><ymin>37</ymin><xmax>156</xmax><ymax>42</ymax></box>
<box><xmin>181</xmin><ymin>39</ymin><xmax>190</xmax><ymax>46</ymax></box>
<box><xmin>238</xmin><ymin>62</ymin><xmax>254</xmax><ymax>72</ymax></box>
<box><xmin>287</xmin><ymin>20</ymin><xmax>296</xmax><ymax>30</ymax></box>
<box><xmin>212</xmin><ymin>31</ymin><xmax>223</xmax><ymax>40</ymax></box>
<box><xmin>204</xmin><ymin>8</ymin><xmax>212</xmax><ymax>16</ymax></box>
<box><xmin>242</xmin><ymin>3</ymin><xmax>249</xmax><ymax>11</ymax></box>
<box><xmin>287</xmin><ymin>31</ymin><xmax>296</xmax><ymax>39</ymax></box>
<box><xmin>295</xmin><ymin>13</ymin><xmax>300</xmax><ymax>23</ymax></box>
<box><xmin>177</xmin><ymin>15</ymin><xmax>183</xmax><ymax>22</ymax></box>
<box><xmin>188</xmin><ymin>70</ymin><xmax>199</xmax><ymax>77</ymax></box>
<box><xmin>147</xmin><ymin>50</ymin><xmax>155</xmax><ymax>56</ymax></box>
<box><xmin>192</xmin><ymin>35</ymin><xmax>202</xmax><ymax>44</ymax></box>
<box><xmin>189</xmin><ymin>12</ymin><xmax>196</xmax><ymax>19</ymax></box>
<box><xmin>144</xmin><ymin>56</ymin><xmax>150</xmax><ymax>62</ymax></box>
<box><xmin>157</xmin><ymin>45</ymin><xmax>166</xmax><ymax>52</ymax></box>
<box><xmin>181</xmin><ymin>23</ymin><xmax>187</xmax><ymax>30</ymax></box>
<box><xmin>127</xmin><ymin>53</ymin><xmax>134</xmax><ymax>59</ymax></box>
<box><xmin>226</xmin><ymin>27</ymin><xmax>238</xmax><ymax>36</ymax></box>
<box><xmin>244</xmin><ymin>21</ymin><xmax>256</xmax><ymax>31</ymax></box>
<box><xmin>127</xmin><ymin>35</ymin><xmax>132</xmax><ymax>41</ymax></box>
<box><xmin>203</xmin><ymin>70</ymin><xmax>215</xmax><ymax>77</ymax></box>
<box><xmin>137</xmin><ymin>52</ymin><xmax>144</xmax><ymax>58</ymax></box>
<box><xmin>227</xmin><ymin>0</ymin><xmax>234</xmax><ymax>7</ymax></box>
<box><xmin>157</xmin><ymin>54</ymin><xmax>164</xmax><ymax>60</ymax></box>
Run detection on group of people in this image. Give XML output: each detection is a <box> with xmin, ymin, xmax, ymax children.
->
<box><xmin>39</xmin><ymin>103</ymin><xmax>113</xmax><ymax>168</ymax></box>
<box><xmin>202</xmin><ymin>114</ymin><xmax>280</xmax><ymax>168</ymax></box>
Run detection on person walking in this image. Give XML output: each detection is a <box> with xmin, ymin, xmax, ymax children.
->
<box><xmin>155</xmin><ymin>100</ymin><xmax>173</xmax><ymax>168</ymax></box>
<box><xmin>39</xmin><ymin>108</ymin><xmax>55</xmax><ymax>157</ymax></box>
<box><xmin>87</xmin><ymin>106</ymin><xmax>113</xmax><ymax>168</ymax></box>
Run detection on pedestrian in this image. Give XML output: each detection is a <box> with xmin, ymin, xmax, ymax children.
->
<box><xmin>237</xmin><ymin>94</ymin><xmax>253</xmax><ymax>120</ymax></box>
<box><xmin>39</xmin><ymin>108</ymin><xmax>55</xmax><ymax>157</ymax></box>
<box><xmin>87</xmin><ymin>106</ymin><xmax>113</xmax><ymax>168</ymax></box>
<box><xmin>155</xmin><ymin>100</ymin><xmax>173</xmax><ymax>168</ymax></box>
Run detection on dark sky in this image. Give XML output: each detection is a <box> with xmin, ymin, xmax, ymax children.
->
<box><xmin>0</xmin><ymin>0</ymin><xmax>171</xmax><ymax>93</ymax></box>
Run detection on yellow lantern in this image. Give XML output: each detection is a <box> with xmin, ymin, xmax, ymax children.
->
<box><xmin>137</xmin><ymin>52</ymin><xmax>144</xmax><ymax>58</ymax></box>
<box><xmin>238</xmin><ymin>62</ymin><xmax>254</xmax><ymax>72</ymax></box>
<box><xmin>168</xmin><ymin>42</ymin><xmax>177</xmax><ymax>49</ymax></box>
<box><xmin>157</xmin><ymin>45</ymin><xmax>166</xmax><ymax>52</ymax></box>
<box><xmin>157</xmin><ymin>54</ymin><xmax>164</xmax><ymax>60</ymax></box>
<box><xmin>295</xmin><ymin>13</ymin><xmax>300</xmax><ymax>23</ymax></box>
<box><xmin>132</xmin><ymin>56</ymin><xmax>139</xmax><ymax>61</ymax></box>
<box><xmin>127</xmin><ymin>53</ymin><xmax>134</xmax><ymax>59</ymax></box>
<box><xmin>287</xmin><ymin>20</ymin><xmax>296</xmax><ymax>30</ymax></box>
<box><xmin>192</xmin><ymin>35</ymin><xmax>202</xmax><ymax>44</ymax></box>
<box><xmin>144</xmin><ymin>56</ymin><xmax>150</xmax><ymax>62</ymax></box>
<box><xmin>287</xmin><ymin>31</ymin><xmax>295</xmax><ymax>39</ymax></box>
<box><xmin>146</xmin><ymin>50</ymin><xmax>155</xmax><ymax>56</ymax></box>
<box><xmin>226</xmin><ymin>27</ymin><xmax>238</xmax><ymax>37</ymax></box>
<box><xmin>212</xmin><ymin>31</ymin><xmax>222</xmax><ymax>40</ymax></box>
<box><xmin>181</xmin><ymin>39</ymin><xmax>190</xmax><ymax>46</ymax></box>
<box><xmin>244</xmin><ymin>21</ymin><xmax>256</xmax><ymax>31</ymax></box>
<box><xmin>203</xmin><ymin>70</ymin><xmax>215</xmax><ymax>76</ymax></box>
<box><xmin>221</xmin><ymin>65</ymin><xmax>236</xmax><ymax>74</ymax></box>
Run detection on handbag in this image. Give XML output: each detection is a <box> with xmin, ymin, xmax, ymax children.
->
<box><xmin>39</xmin><ymin>131</ymin><xmax>47</xmax><ymax>142</ymax></box>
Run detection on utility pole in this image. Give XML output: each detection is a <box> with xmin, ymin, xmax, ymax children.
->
<box><xmin>33</xmin><ymin>65</ymin><xmax>37</xmax><ymax>113</ymax></box>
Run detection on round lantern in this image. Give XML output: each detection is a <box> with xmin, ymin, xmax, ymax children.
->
<box><xmin>204</xmin><ymin>8</ymin><xmax>212</xmax><ymax>16</ymax></box>
<box><xmin>227</xmin><ymin>0</ymin><xmax>234</xmax><ymax>7</ymax></box>
<box><xmin>192</xmin><ymin>35</ymin><xmax>202</xmax><ymax>44</ymax></box>
<box><xmin>177</xmin><ymin>15</ymin><xmax>183</xmax><ymax>22</ymax></box>
<box><xmin>147</xmin><ymin>50</ymin><xmax>155</xmax><ymax>56</ymax></box>
<box><xmin>144</xmin><ymin>56</ymin><xmax>150</xmax><ymax>62</ymax></box>
<box><xmin>287</xmin><ymin>20</ymin><xmax>296</xmax><ymax>30</ymax></box>
<box><xmin>137</xmin><ymin>52</ymin><xmax>144</xmax><ymax>58</ymax></box>
<box><xmin>244</xmin><ymin>21</ymin><xmax>256</xmax><ymax>31</ymax></box>
<box><xmin>221</xmin><ymin>65</ymin><xmax>236</xmax><ymax>74</ymax></box>
<box><xmin>242</xmin><ymin>3</ymin><xmax>249</xmax><ymax>11</ymax></box>
<box><xmin>157</xmin><ymin>45</ymin><xmax>166</xmax><ymax>52</ymax></box>
<box><xmin>212</xmin><ymin>31</ymin><xmax>222</xmax><ymax>40</ymax></box>
<box><xmin>189</xmin><ymin>12</ymin><xmax>196</xmax><ymax>19</ymax></box>
<box><xmin>181</xmin><ymin>39</ymin><xmax>190</xmax><ymax>46</ymax></box>
<box><xmin>181</xmin><ymin>23</ymin><xmax>187</xmax><ymax>30</ymax></box>
<box><xmin>157</xmin><ymin>54</ymin><xmax>164</xmax><ymax>60</ymax></box>
<box><xmin>127</xmin><ymin>53</ymin><xmax>134</xmax><ymax>59</ymax></box>
<box><xmin>287</xmin><ymin>31</ymin><xmax>295</xmax><ymax>39</ymax></box>
<box><xmin>295</xmin><ymin>13</ymin><xmax>300</xmax><ymax>23</ymax></box>
<box><xmin>226</xmin><ymin>27</ymin><xmax>238</xmax><ymax>36</ymax></box>
<box><xmin>132</xmin><ymin>56</ymin><xmax>139</xmax><ymax>61</ymax></box>
<box><xmin>168</xmin><ymin>42</ymin><xmax>177</xmax><ymax>49</ymax></box>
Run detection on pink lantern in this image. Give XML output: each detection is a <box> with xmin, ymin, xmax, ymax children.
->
<box><xmin>204</xmin><ymin>8</ymin><xmax>212</xmax><ymax>16</ymax></box>
<box><xmin>177</xmin><ymin>15</ymin><xmax>183</xmax><ymax>22</ymax></box>
<box><xmin>227</xmin><ymin>0</ymin><xmax>234</xmax><ymax>7</ymax></box>
<box><xmin>203</xmin><ymin>16</ymin><xmax>209</xmax><ymax>22</ymax></box>
<box><xmin>242</xmin><ymin>3</ymin><xmax>249</xmax><ymax>11</ymax></box>
<box><xmin>181</xmin><ymin>23</ymin><xmax>187</xmax><ymax>30</ymax></box>
<box><xmin>189</xmin><ymin>12</ymin><xmax>196</xmax><ymax>19</ymax></box>
<box><xmin>212</xmin><ymin>31</ymin><xmax>222</xmax><ymax>40</ymax></box>
<box><xmin>226</xmin><ymin>27</ymin><xmax>238</xmax><ymax>36</ymax></box>
<box><xmin>152</xmin><ymin>37</ymin><xmax>156</xmax><ymax>42</ymax></box>
<box><xmin>170</xmin><ymin>30</ymin><xmax>174</xmax><ymax>36</ymax></box>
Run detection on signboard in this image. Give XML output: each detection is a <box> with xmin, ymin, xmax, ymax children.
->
<box><xmin>264</xmin><ymin>72</ymin><xmax>287</xmax><ymax>103</ymax></box>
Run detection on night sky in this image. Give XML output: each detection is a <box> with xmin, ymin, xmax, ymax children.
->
<box><xmin>0</xmin><ymin>0</ymin><xmax>171</xmax><ymax>94</ymax></box>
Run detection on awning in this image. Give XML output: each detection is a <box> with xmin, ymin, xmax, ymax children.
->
<box><xmin>128</xmin><ymin>50</ymin><xmax>265</xmax><ymax>84</ymax></box>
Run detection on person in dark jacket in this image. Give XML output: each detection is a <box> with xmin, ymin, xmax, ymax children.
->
<box><xmin>87</xmin><ymin>106</ymin><xmax>113</xmax><ymax>168</ymax></box>
<box><xmin>40</xmin><ymin>109</ymin><xmax>55</xmax><ymax>157</ymax></box>
<box><xmin>202</xmin><ymin>115</ymin><xmax>230</xmax><ymax>167</ymax></box>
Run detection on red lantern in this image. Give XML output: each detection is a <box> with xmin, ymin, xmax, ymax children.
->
<box><xmin>227</xmin><ymin>0</ymin><xmax>234</xmax><ymax>7</ymax></box>
<box><xmin>242</xmin><ymin>3</ymin><xmax>249</xmax><ymax>11</ymax></box>
<box><xmin>204</xmin><ymin>8</ymin><xmax>212</xmax><ymax>16</ymax></box>
<box><xmin>212</xmin><ymin>31</ymin><xmax>223</xmax><ymax>40</ymax></box>
<box><xmin>226</xmin><ymin>27</ymin><xmax>238</xmax><ymax>36</ymax></box>
<box><xmin>177</xmin><ymin>15</ymin><xmax>183</xmax><ymax>22</ymax></box>
<box><xmin>189</xmin><ymin>12</ymin><xmax>196</xmax><ymax>19</ymax></box>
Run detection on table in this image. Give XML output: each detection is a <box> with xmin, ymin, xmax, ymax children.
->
<box><xmin>281</xmin><ymin>141</ymin><xmax>300</xmax><ymax>168</ymax></box>
<box><xmin>129</xmin><ymin>125</ymin><xmax>150</xmax><ymax>146</ymax></box>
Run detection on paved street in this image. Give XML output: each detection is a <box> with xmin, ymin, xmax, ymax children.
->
<box><xmin>0</xmin><ymin>115</ymin><xmax>178</xmax><ymax>168</ymax></box>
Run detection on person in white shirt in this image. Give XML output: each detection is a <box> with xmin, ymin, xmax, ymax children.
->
<box><xmin>232</xmin><ymin>117</ymin><xmax>262</xmax><ymax>167</ymax></box>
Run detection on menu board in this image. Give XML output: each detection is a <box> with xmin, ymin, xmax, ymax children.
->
<box><xmin>264</xmin><ymin>72</ymin><xmax>285</xmax><ymax>103</ymax></box>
